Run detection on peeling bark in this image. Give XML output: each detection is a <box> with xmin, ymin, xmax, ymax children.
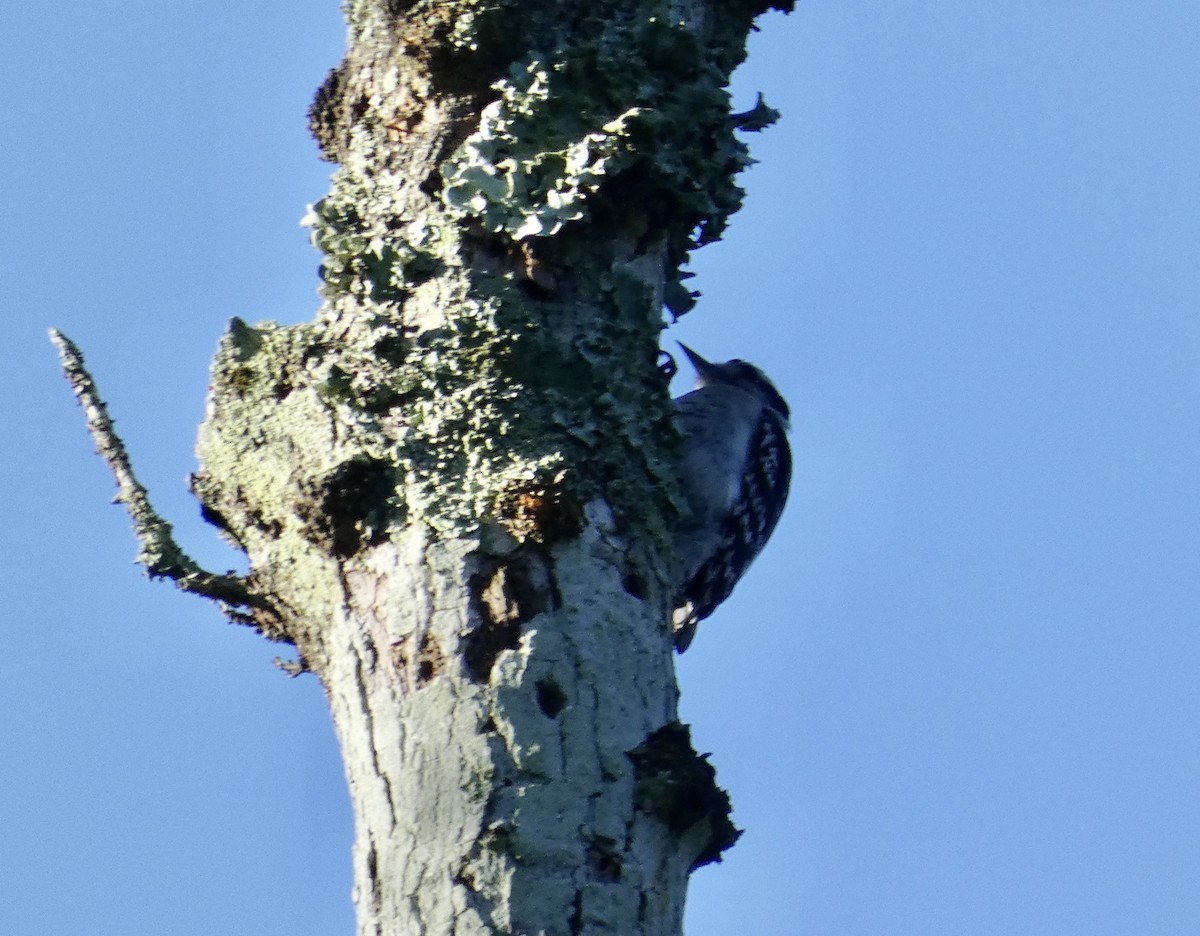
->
<box><xmin>55</xmin><ymin>0</ymin><xmax>793</xmax><ymax>932</ymax></box>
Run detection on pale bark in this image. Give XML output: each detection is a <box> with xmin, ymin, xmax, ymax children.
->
<box><xmin>55</xmin><ymin>0</ymin><xmax>791</xmax><ymax>932</ymax></box>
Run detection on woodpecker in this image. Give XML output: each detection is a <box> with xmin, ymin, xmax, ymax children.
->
<box><xmin>671</xmin><ymin>343</ymin><xmax>792</xmax><ymax>651</ymax></box>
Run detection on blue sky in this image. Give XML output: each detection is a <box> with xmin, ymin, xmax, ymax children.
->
<box><xmin>5</xmin><ymin>3</ymin><xmax>1200</xmax><ymax>934</ymax></box>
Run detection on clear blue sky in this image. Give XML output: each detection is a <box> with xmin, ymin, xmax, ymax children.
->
<box><xmin>4</xmin><ymin>3</ymin><xmax>1200</xmax><ymax>934</ymax></box>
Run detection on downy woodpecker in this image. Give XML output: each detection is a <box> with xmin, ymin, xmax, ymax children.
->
<box><xmin>671</xmin><ymin>344</ymin><xmax>792</xmax><ymax>651</ymax></box>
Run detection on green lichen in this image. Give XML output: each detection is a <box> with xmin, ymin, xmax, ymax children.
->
<box><xmin>304</xmin><ymin>181</ymin><xmax>444</xmax><ymax>305</ymax></box>
<box><xmin>439</xmin><ymin>10</ymin><xmax>773</xmax><ymax>311</ymax></box>
<box><xmin>293</xmin><ymin>0</ymin><xmax>776</xmax><ymax>547</ymax></box>
<box><xmin>442</xmin><ymin>57</ymin><xmax>642</xmax><ymax>240</ymax></box>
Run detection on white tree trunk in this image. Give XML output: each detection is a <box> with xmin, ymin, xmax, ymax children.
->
<box><xmin>325</xmin><ymin>520</ymin><xmax>686</xmax><ymax>934</ymax></box>
<box><xmin>57</xmin><ymin>0</ymin><xmax>791</xmax><ymax>931</ymax></box>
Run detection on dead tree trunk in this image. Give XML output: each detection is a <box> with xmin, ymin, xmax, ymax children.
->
<box><xmin>55</xmin><ymin>1</ymin><xmax>792</xmax><ymax>932</ymax></box>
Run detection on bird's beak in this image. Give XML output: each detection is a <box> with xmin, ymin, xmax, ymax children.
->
<box><xmin>678</xmin><ymin>342</ymin><xmax>716</xmax><ymax>386</ymax></box>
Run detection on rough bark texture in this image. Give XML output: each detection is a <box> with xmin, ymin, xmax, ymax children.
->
<box><xmin>61</xmin><ymin>1</ymin><xmax>791</xmax><ymax>933</ymax></box>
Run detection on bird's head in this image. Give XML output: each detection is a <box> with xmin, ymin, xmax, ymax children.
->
<box><xmin>678</xmin><ymin>343</ymin><xmax>790</xmax><ymax>422</ymax></box>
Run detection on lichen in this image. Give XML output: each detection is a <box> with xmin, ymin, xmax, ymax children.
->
<box><xmin>303</xmin><ymin>175</ymin><xmax>445</xmax><ymax>307</ymax></box>
<box><xmin>441</xmin><ymin>57</ymin><xmax>642</xmax><ymax>240</ymax></box>
<box><xmin>285</xmin><ymin>0</ymin><xmax>779</xmax><ymax>552</ymax></box>
<box><xmin>439</xmin><ymin>8</ymin><xmax>775</xmax><ymax>313</ymax></box>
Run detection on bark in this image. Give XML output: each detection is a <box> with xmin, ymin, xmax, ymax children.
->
<box><xmin>55</xmin><ymin>0</ymin><xmax>792</xmax><ymax>933</ymax></box>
